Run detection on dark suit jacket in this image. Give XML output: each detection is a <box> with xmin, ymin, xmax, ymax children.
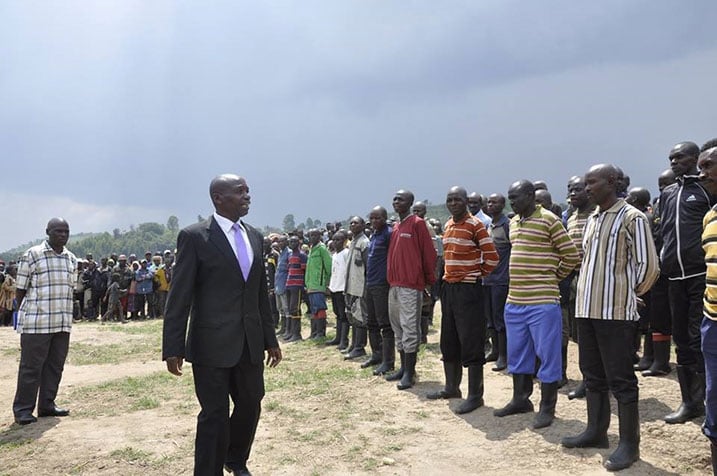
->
<box><xmin>162</xmin><ymin>217</ymin><xmax>279</xmax><ymax>367</ymax></box>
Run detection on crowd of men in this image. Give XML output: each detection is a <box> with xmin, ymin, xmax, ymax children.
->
<box><xmin>258</xmin><ymin>138</ymin><xmax>717</xmax><ymax>472</ymax></box>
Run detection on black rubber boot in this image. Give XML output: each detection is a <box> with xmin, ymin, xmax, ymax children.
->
<box><xmin>427</xmin><ymin>361</ymin><xmax>463</xmax><ymax>400</ymax></box>
<box><xmin>604</xmin><ymin>401</ymin><xmax>640</xmax><ymax>471</ymax></box>
<box><xmin>533</xmin><ymin>381</ymin><xmax>559</xmax><ymax>429</ymax></box>
<box><xmin>337</xmin><ymin>322</ymin><xmax>350</xmax><ymax>351</ymax></box>
<box><xmin>397</xmin><ymin>352</ymin><xmax>417</xmax><ymax>390</ymax></box>
<box><xmin>494</xmin><ymin>374</ymin><xmax>535</xmax><ymax>417</ymax></box>
<box><xmin>373</xmin><ymin>335</ymin><xmax>395</xmax><ymax>375</ymax></box>
<box><xmin>345</xmin><ymin>327</ymin><xmax>367</xmax><ymax>360</ymax></box>
<box><xmin>285</xmin><ymin>318</ymin><xmax>303</xmax><ymax>342</ymax></box>
<box><xmin>634</xmin><ymin>333</ymin><xmax>653</xmax><ymax>371</ymax></box>
<box><xmin>492</xmin><ymin>330</ymin><xmax>507</xmax><ymax>372</ymax></box>
<box><xmin>324</xmin><ymin>320</ymin><xmax>342</xmax><ymax>346</ymax></box>
<box><xmin>276</xmin><ymin>316</ymin><xmax>287</xmax><ymax>336</ymax></box>
<box><xmin>642</xmin><ymin>338</ymin><xmax>672</xmax><ymax>377</ymax></box>
<box><xmin>361</xmin><ymin>329</ymin><xmax>383</xmax><ymax>368</ymax></box>
<box><xmin>282</xmin><ymin>316</ymin><xmax>293</xmax><ymax>341</ymax></box>
<box><xmin>316</xmin><ymin>318</ymin><xmax>326</xmax><ymax>338</ymax></box>
<box><xmin>561</xmin><ymin>390</ymin><xmax>610</xmax><ymax>448</ymax></box>
<box><xmin>385</xmin><ymin>350</ymin><xmax>405</xmax><ymax>381</ymax></box>
<box><xmin>568</xmin><ymin>379</ymin><xmax>586</xmax><ymax>400</ymax></box>
<box><xmin>559</xmin><ymin>344</ymin><xmax>568</xmax><ymax>388</ymax></box>
<box><xmin>309</xmin><ymin>319</ymin><xmax>318</xmax><ymax>339</ymax></box>
<box><xmin>420</xmin><ymin>317</ymin><xmax>429</xmax><ymax>345</ymax></box>
<box><xmin>455</xmin><ymin>365</ymin><xmax>484</xmax><ymax>414</ymax></box>
<box><xmin>711</xmin><ymin>443</ymin><xmax>717</xmax><ymax>475</ymax></box>
<box><xmin>342</xmin><ymin>326</ymin><xmax>356</xmax><ymax>354</ymax></box>
<box><xmin>664</xmin><ymin>366</ymin><xmax>705</xmax><ymax>424</ymax></box>
<box><xmin>485</xmin><ymin>329</ymin><xmax>498</xmax><ymax>362</ymax></box>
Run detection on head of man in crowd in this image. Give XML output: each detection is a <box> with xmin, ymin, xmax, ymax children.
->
<box><xmin>411</xmin><ymin>201</ymin><xmax>427</xmax><ymax>219</ymax></box>
<box><xmin>46</xmin><ymin>218</ymin><xmax>70</xmax><ymax>254</ymax></box>
<box><xmin>349</xmin><ymin>216</ymin><xmax>366</xmax><ymax>238</ymax></box>
<box><xmin>6</xmin><ymin>264</ymin><xmax>17</xmax><ymax>279</ymax></box>
<box><xmin>585</xmin><ymin>164</ymin><xmax>620</xmax><ymax>210</ymax></box>
<box><xmin>392</xmin><ymin>190</ymin><xmax>414</xmax><ymax>220</ymax></box>
<box><xmin>615</xmin><ymin>167</ymin><xmax>630</xmax><ymax>196</ymax></box>
<box><xmin>369</xmin><ymin>206</ymin><xmax>388</xmax><ymax>232</ymax></box>
<box><xmin>152</xmin><ymin>255</ymin><xmax>162</xmax><ymax>267</ymax></box>
<box><xmin>533</xmin><ymin>180</ymin><xmax>548</xmax><ymax>191</ymax></box>
<box><xmin>277</xmin><ymin>235</ymin><xmax>288</xmax><ymax>250</ymax></box>
<box><xmin>568</xmin><ymin>176</ymin><xmax>590</xmax><ymax>212</ymax></box>
<box><xmin>507</xmin><ymin>180</ymin><xmax>536</xmax><ymax>218</ymax></box>
<box><xmin>669</xmin><ymin>141</ymin><xmax>700</xmax><ymax>178</ymax></box>
<box><xmin>144</xmin><ymin>251</ymin><xmax>152</xmax><ymax>262</ymax></box>
<box><xmin>702</xmin><ymin>138</ymin><xmax>717</xmax><ymax>153</ymax></box>
<box><xmin>308</xmin><ymin>228</ymin><xmax>322</xmax><ymax>246</ymax></box>
<box><xmin>288</xmin><ymin>235</ymin><xmax>300</xmax><ymax>252</ymax></box>
<box><xmin>445</xmin><ymin>186</ymin><xmax>469</xmax><ymax>221</ymax></box>
<box><xmin>263</xmin><ymin>237</ymin><xmax>272</xmax><ymax>254</ymax></box>
<box><xmin>100</xmin><ymin>257</ymin><xmax>108</xmax><ymax>268</ymax></box>
<box><xmin>658</xmin><ymin>168</ymin><xmax>677</xmax><ymax>193</ymax></box>
<box><xmin>332</xmin><ymin>231</ymin><xmax>347</xmax><ymax>250</ymax></box>
<box><xmin>626</xmin><ymin>187</ymin><xmax>651</xmax><ymax>212</ymax></box>
<box><xmin>467</xmin><ymin>192</ymin><xmax>482</xmax><ymax>215</ymax></box>
<box><xmin>486</xmin><ymin>193</ymin><xmax>506</xmax><ymax>219</ymax></box>
<box><xmin>535</xmin><ymin>189</ymin><xmax>553</xmax><ymax>210</ymax></box>
<box><xmin>698</xmin><ymin>146</ymin><xmax>717</xmax><ymax>196</ymax></box>
<box><xmin>210</xmin><ymin>174</ymin><xmax>251</xmax><ymax>222</ymax></box>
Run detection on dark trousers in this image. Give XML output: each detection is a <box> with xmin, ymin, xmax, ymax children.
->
<box><xmin>192</xmin><ymin>345</ymin><xmax>264</xmax><ymax>476</ymax></box>
<box><xmin>331</xmin><ymin>292</ymin><xmax>347</xmax><ymax>323</ymax></box>
<box><xmin>702</xmin><ymin>317</ymin><xmax>717</xmax><ymax>444</ymax></box>
<box><xmin>13</xmin><ymin>332</ymin><xmax>70</xmax><ymax>417</ymax></box>
<box><xmin>366</xmin><ymin>285</ymin><xmax>394</xmax><ymax>339</ymax></box>
<box><xmin>440</xmin><ymin>282</ymin><xmax>485</xmax><ymax>366</ymax></box>
<box><xmin>287</xmin><ymin>288</ymin><xmax>302</xmax><ymax>317</ymax></box>
<box><xmin>484</xmin><ymin>284</ymin><xmax>508</xmax><ymax>333</ymax></box>
<box><xmin>578</xmin><ymin>319</ymin><xmax>639</xmax><ymax>404</ymax></box>
<box><xmin>669</xmin><ymin>275</ymin><xmax>705</xmax><ymax>368</ymax></box>
<box><xmin>649</xmin><ymin>274</ymin><xmax>671</xmax><ymax>335</ymax></box>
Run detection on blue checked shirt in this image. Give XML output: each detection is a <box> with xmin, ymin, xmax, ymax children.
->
<box><xmin>15</xmin><ymin>241</ymin><xmax>77</xmax><ymax>334</ymax></box>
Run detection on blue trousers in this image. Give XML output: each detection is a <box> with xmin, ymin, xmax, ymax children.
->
<box><xmin>505</xmin><ymin>302</ymin><xmax>562</xmax><ymax>383</ymax></box>
<box><xmin>702</xmin><ymin>316</ymin><xmax>717</xmax><ymax>444</ymax></box>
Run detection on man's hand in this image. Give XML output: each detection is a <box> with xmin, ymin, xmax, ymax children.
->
<box><xmin>166</xmin><ymin>356</ymin><xmax>184</xmax><ymax>376</ymax></box>
<box><xmin>266</xmin><ymin>347</ymin><xmax>282</xmax><ymax>368</ymax></box>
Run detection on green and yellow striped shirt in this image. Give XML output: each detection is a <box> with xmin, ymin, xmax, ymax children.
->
<box><xmin>507</xmin><ymin>205</ymin><xmax>579</xmax><ymax>305</ymax></box>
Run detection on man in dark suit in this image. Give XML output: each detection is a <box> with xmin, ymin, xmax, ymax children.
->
<box><xmin>163</xmin><ymin>174</ymin><xmax>282</xmax><ymax>476</ymax></box>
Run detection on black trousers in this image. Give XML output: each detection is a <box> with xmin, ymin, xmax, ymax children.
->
<box><xmin>669</xmin><ymin>275</ymin><xmax>705</xmax><ymax>369</ymax></box>
<box><xmin>366</xmin><ymin>285</ymin><xmax>394</xmax><ymax>339</ymax></box>
<box><xmin>484</xmin><ymin>284</ymin><xmax>508</xmax><ymax>333</ymax></box>
<box><xmin>649</xmin><ymin>274</ymin><xmax>671</xmax><ymax>335</ymax></box>
<box><xmin>331</xmin><ymin>292</ymin><xmax>347</xmax><ymax>323</ymax></box>
<box><xmin>192</xmin><ymin>344</ymin><xmax>264</xmax><ymax>476</ymax></box>
<box><xmin>13</xmin><ymin>332</ymin><xmax>70</xmax><ymax>417</ymax></box>
<box><xmin>577</xmin><ymin>319</ymin><xmax>638</xmax><ymax>404</ymax></box>
<box><xmin>440</xmin><ymin>281</ymin><xmax>485</xmax><ymax>366</ymax></box>
<box><xmin>286</xmin><ymin>288</ymin><xmax>302</xmax><ymax>317</ymax></box>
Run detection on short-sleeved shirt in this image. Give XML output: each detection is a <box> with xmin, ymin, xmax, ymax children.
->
<box><xmin>15</xmin><ymin>241</ymin><xmax>78</xmax><ymax>334</ymax></box>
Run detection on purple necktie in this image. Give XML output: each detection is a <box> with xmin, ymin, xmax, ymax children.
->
<box><xmin>232</xmin><ymin>223</ymin><xmax>251</xmax><ymax>281</ymax></box>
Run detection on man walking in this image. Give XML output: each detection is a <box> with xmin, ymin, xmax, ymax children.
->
<box><xmin>561</xmin><ymin>164</ymin><xmax>659</xmax><ymax>471</ymax></box>
<box><xmin>163</xmin><ymin>174</ymin><xmax>281</xmax><ymax>475</ymax></box>
<box><xmin>13</xmin><ymin>218</ymin><xmax>77</xmax><ymax>425</ymax></box>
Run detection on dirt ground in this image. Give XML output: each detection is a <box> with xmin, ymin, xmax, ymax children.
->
<box><xmin>0</xmin><ymin>319</ymin><xmax>713</xmax><ymax>475</ymax></box>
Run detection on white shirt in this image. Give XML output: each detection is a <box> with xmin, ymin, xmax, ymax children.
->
<box><xmin>328</xmin><ymin>248</ymin><xmax>349</xmax><ymax>293</ymax></box>
<box><xmin>213</xmin><ymin>212</ymin><xmax>254</xmax><ymax>269</ymax></box>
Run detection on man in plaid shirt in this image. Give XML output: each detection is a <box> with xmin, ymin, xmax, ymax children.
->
<box><xmin>12</xmin><ymin>218</ymin><xmax>78</xmax><ymax>425</ymax></box>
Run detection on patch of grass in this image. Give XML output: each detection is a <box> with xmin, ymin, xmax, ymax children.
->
<box><xmin>0</xmin><ymin>437</ymin><xmax>32</xmax><ymax>450</ymax></box>
<box><xmin>100</xmin><ymin>319</ymin><xmax>163</xmax><ymax>335</ymax></box>
<box><xmin>110</xmin><ymin>446</ymin><xmax>152</xmax><ymax>463</ymax></box>
<box><xmin>67</xmin><ymin>340</ymin><xmax>160</xmax><ymax>365</ymax></box>
<box><xmin>68</xmin><ymin>371</ymin><xmax>191</xmax><ymax>417</ymax></box>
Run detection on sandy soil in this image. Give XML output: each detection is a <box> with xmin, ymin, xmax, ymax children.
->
<box><xmin>0</xmin><ymin>321</ymin><xmax>712</xmax><ymax>475</ymax></box>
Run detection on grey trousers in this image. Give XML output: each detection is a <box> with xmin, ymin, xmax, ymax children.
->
<box><xmin>13</xmin><ymin>331</ymin><xmax>70</xmax><ymax>417</ymax></box>
<box><xmin>388</xmin><ymin>287</ymin><xmax>423</xmax><ymax>353</ymax></box>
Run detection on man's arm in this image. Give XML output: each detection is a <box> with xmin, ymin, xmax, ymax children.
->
<box><xmin>415</xmin><ymin>219</ymin><xmax>437</xmax><ymax>286</ymax></box>
<box><xmin>162</xmin><ymin>229</ymin><xmax>198</xmax><ymax>376</ymax></box>
<box><xmin>551</xmin><ymin>219</ymin><xmax>580</xmax><ymax>280</ymax></box>
<box><xmin>631</xmin><ymin>214</ymin><xmax>660</xmax><ymax>296</ymax></box>
<box><xmin>474</xmin><ymin>220</ymin><xmax>499</xmax><ymax>277</ymax></box>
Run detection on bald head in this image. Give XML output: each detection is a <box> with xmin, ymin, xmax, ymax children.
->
<box><xmin>46</xmin><ymin>217</ymin><xmax>70</xmax><ymax>252</ymax></box>
<box><xmin>535</xmin><ymin>189</ymin><xmax>553</xmax><ymax>208</ymax></box>
<box><xmin>585</xmin><ymin>164</ymin><xmax>619</xmax><ymax>208</ymax></box>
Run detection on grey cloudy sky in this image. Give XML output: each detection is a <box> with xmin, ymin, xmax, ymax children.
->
<box><xmin>2</xmin><ymin>1</ymin><xmax>717</xmax><ymax>251</ymax></box>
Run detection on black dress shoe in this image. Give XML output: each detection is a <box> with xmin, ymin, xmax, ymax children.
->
<box><xmin>14</xmin><ymin>414</ymin><xmax>37</xmax><ymax>425</ymax></box>
<box><xmin>224</xmin><ymin>464</ymin><xmax>252</xmax><ymax>475</ymax></box>
<box><xmin>38</xmin><ymin>407</ymin><xmax>70</xmax><ymax>417</ymax></box>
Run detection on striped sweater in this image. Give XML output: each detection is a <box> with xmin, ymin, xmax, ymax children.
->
<box><xmin>703</xmin><ymin>206</ymin><xmax>717</xmax><ymax>321</ymax></box>
<box><xmin>442</xmin><ymin>213</ymin><xmax>499</xmax><ymax>283</ymax></box>
<box><xmin>507</xmin><ymin>205</ymin><xmax>579</xmax><ymax>305</ymax></box>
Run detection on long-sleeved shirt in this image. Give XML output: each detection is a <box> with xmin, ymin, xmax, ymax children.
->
<box><xmin>329</xmin><ymin>248</ymin><xmax>350</xmax><ymax>293</ymax></box>
<box><xmin>305</xmin><ymin>243</ymin><xmax>333</xmax><ymax>293</ymax></box>
<box><xmin>507</xmin><ymin>205</ymin><xmax>579</xmax><ymax>305</ymax></box>
<box><xmin>346</xmin><ymin>234</ymin><xmax>370</xmax><ymax>297</ymax></box>
<box><xmin>387</xmin><ymin>215</ymin><xmax>437</xmax><ymax>290</ymax></box>
<box><xmin>274</xmin><ymin>247</ymin><xmax>290</xmax><ymax>295</ymax></box>
<box><xmin>575</xmin><ymin>199</ymin><xmax>660</xmax><ymax>321</ymax></box>
<box><xmin>442</xmin><ymin>213</ymin><xmax>498</xmax><ymax>283</ymax></box>
<box><xmin>483</xmin><ymin>214</ymin><xmax>510</xmax><ymax>286</ymax></box>
<box><xmin>366</xmin><ymin>226</ymin><xmax>392</xmax><ymax>287</ymax></box>
<box><xmin>566</xmin><ymin>207</ymin><xmax>595</xmax><ymax>273</ymax></box>
<box><xmin>703</xmin><ymin>206</ymin><xmax>717</xmax><ymax>321</ymax></box>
